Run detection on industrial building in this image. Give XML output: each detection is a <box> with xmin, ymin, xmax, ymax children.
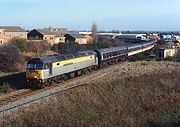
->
<box><xmin>115</xmin><ymin>34</ymin><xmax>147</xmax><ymax>42</ymax></box>
<box><xmin>155</xmin><ymin>48</ymin><xmax>177</xmax><ymax>59</ymax></box>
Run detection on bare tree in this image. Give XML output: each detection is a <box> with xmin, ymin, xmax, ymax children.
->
<box><xmin>91</xmin><ymin>22</ymin><xmax>98</xmax><ymax>44</ymax></box>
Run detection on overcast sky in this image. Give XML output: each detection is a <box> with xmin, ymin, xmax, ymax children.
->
<box><xmin>0</xmin><ymin>0</ymin><xmax>180</xmax><ymax>31</ymax></box>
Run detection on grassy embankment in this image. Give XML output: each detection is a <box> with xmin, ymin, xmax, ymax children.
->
<box><xmin>1</xmin><ymin>61</ymin><xmax>180</xmax><ymax>127</ymax></box>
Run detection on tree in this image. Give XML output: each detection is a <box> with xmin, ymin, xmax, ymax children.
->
<box><xmin>91</xmin><ymin>22</ymin><xmax>98</xmax><ymax>44</ymax></box>
<box><xmin>10</xmin><ymin>38</ymin><xmax>50</xmax><ymax>55</ymax></box>
<box><xmin>0</xmin><ymin>44</ymin><xmax>25</xmax><ymax>72</ymax></box>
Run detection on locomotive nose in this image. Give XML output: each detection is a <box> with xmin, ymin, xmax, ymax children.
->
<box><xmin>26</xmin><ymin>70</ymin><xmax>43</xmax><ymax>79</ymax></box>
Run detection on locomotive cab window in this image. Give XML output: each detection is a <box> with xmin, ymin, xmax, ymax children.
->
<box><xmin>27</xmin><ymin>64</ymin><xmax>43</xmax><ymax>70</ymax></box>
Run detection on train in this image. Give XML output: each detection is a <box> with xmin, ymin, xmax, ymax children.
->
<box><xmin>26</xmin><ymin>41</ymin><xmax>155</xmax><ymax>88</ymax></box>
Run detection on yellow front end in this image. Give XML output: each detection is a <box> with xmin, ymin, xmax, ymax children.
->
<box><xmin>26</xmin><ymin>70</ymin><xmax>44</xmax><ymax>80</ymax></box>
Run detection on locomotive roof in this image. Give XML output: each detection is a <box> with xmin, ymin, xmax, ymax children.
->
<box><xmin>95</xmin><ymin>46</ymin><xmax>127</xmax><ymax>54</ymax></box>
<box><xmin>28</xmin><ymin>50</ymin><xmax>96</xmax><ymax>64</ymax></box>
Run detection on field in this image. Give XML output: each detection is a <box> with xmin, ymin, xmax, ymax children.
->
<box><xmin>1</xmin><ymin>61</ymin><xmax>180</xmax><ymax>127</ymax></box>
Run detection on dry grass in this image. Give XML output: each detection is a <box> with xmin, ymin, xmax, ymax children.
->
<box><xmin>1</xmin><ymin>61</ymin><xmax>180</xmax><ymax>127</ymax></box>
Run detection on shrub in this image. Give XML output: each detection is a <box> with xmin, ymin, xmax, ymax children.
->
<box><xmin>51</xmin><ymin>42</ymin><xmax>79</xmax><ymax>53</ymax></box>
<box><xmin>164</xmin><ymin>56</ymin><xmax>174</xmax><ymax>61</ymax></box>
<box><xmin>0</xmin><ymin>82</ymin><xmax>12</xmax><ymax>93</ymax></box>
<box><xmin>10</xmin><ymin>38</ymin><xmax>27</xmax><ymax>52</ymax></box>
<box><xmin>11</xmin><ymin>38</ymin><xmax>50</xmax><ymax>55</ymax></box>
<box><xmin>0</xmin><ymin>44</ymin><xmax>25</xmax><ymax>72</ymax></box>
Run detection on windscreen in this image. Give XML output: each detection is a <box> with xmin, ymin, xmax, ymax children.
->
<box><xmin>27</xmin><ymin>64</ymin><xmax>43</xmax><ymax>70</ymax></box>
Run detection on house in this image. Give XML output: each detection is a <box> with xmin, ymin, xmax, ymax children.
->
<box><xmin>66</xmin><ymin>32</ymin><xmax>93</xmax><ymax>44</ymax></box>
<box><xmin>28</xmin><ymin>27</ymin><xmax>68</xmax><ymax>45</ymax></box>
<box><xmin>85</xmin><ymin>35</ymin><xmax>93</xmax><ymax>44</ymax></box>
<box><xmin>0</xmin><ymin>26</ymin><xmax>27</xmax><ymax>43</ymax></box>
<box><xmin>63</xmin><ymin>34</ymin><xmax>76</xmax><ymax>42</ymax></box>
<box><xmin>0</xmin><ymin>29</ymin><xmax>5</xmax><ymax>45</ymax></box>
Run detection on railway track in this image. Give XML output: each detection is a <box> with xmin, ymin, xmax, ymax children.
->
<box><xmin>0</xmin><ymin>62</ymin><xmax>117</xmax><ymax>117</ymax></box>
<box><xmin>0</xmin><ymin>89</ymin><xmax>33</xmax><ymax>106</ymax></box>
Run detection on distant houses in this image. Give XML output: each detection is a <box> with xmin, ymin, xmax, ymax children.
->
<box><xmin>28</xmin><ymin>27</ymin><xmax>93</xmax><ymax>45</ymax></box>
<box><xmin>28</xmin><ymin>27</ymin><xmax>68</xmax><ymax>45</ymax></box>
<box><xmin>0</xmin><ymin>26</ymin><xmax>94</xmax><ymax>46</ymax></box>
<box><xmin>1</xmin><ymin>25</ymin><xmax>180</xmax><ymax>47</ymax></box>
<box><xmin>0</xmin><ymin>26</ymin><xmax>27</xmax><ymax>45</ymax></box>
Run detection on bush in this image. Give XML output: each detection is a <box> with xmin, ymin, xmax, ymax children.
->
<box><xmin>147</xmin><ymin>109</ymin><xmax>180</xmax><ymax>127</ymax></box>
<box><xmin>11</xmin><ymin>38</ymin><xmax>50</xmax><ymax>55</ymax></box>
<box><xmin>0</xmin><ymin>82</ymin><xmax>12</xmax><ymax>93</ymax></box>
<box><xmin>164</xmin><ymin>56</ymin><xmax>174</xmax><ymax>61</ymax></box>
<box><xmin>51</xmin><ymin>42</ymin><xmax>79</xmax><ymax>53</ymax></box>
<box><xmin>0</xmin><ymin>44</ymin><xmax>25</xmax><ymax>72</ymax></box>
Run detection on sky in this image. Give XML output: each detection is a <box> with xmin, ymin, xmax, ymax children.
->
<box><xmin>0</xmin><ymin>0</ymin><xmax>180</xmax><ymax>31</ymax></box>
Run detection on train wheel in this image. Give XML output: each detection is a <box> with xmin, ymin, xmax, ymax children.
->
<box><xmin>75</xmin><ymin>70</ymin><xmax>82</xmax><ymax>76</ymax></box>
<box><xmin>83</xmin><ymin>68</ymin><xmax>89</xmax><ymax>74</ymax></box>
<box><xmin>69</xmin><ymin>72</ymin><xmax>75</xmax><ymax>78</ymax></box>
<box><xmin>94</xmin><ymin>65</ymin><xmax>98</xmax><ymax>70</ymax></box>
<box><xmin>62</xmin><ymin>74</ymin><xmax>69</xmax><ymax>81</ymax></box>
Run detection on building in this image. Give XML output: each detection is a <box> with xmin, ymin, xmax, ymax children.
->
<box><xmin>64</xmin><ymin>34</ymin><xmax>76</xmax><ymax>42</ymax></box>
<box><xmin>147</xmin><ymin>35</ymin><xmax>160</xmax><ymax>41</ymax></box>
<box><xmin>0</xmin><ymin>26</ymin><xmax>27</xmax><ymax>44</ymax></box>
<box><xmin>28</xmin><ymin>27</ymin><xmax>68</xmax><ymax>45</ymax></box>
<box><xmin>73</xmin><ymin>34</ymin><xmax>87</xmax><ymax>44</ymax></box>
<box><xmin>155</xmin><ymin>48</ymin><xmax>177</xmax><ymax>59</ymax></box>
<box><xmin>173</xmin><ymin>35</ymin><xmax>180</xmax><ymax>42</ymax></box>
<box><xmin>159</xmin><ymin>34</ymin><xmax>172</xmax><ymax>40</ymax></box>
<box><xmin>79</xmin><ymin>31</ymin><xmax>92</xmax><ymax>35</ymax></box>
<box><xmin>115</xmin><ymin>34</ymin><xmax>147</xmax><ymax>42</ymax></box>
<box><xmin>85</xmin><ymin>35</ymin><xmax>93</xmax><ymax>44</ymax></box>
<box><xmin>0</xmin><ymin>29</ymin><xmax>5</xmax><ymax>45</ymax></box>
<box><xmin>68</xmin><ymin>32</ymin><xmax>93</xmax><ymax>44</ymax></box>
<box><xmin>64</xmin><ymin>32</ymin><xmax>93</xmax><ymax>44</ymax></box>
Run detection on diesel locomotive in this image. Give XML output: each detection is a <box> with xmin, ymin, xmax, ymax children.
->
<box><xmin>26</xmin><ymin>41</ymin><xmax>155</xmax><ymax>88</ymax></box>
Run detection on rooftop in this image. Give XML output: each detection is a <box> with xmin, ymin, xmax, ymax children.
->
<box><xmin>0</xmin><ymin>26</ymin><xmax>26</xmax><ymax>32</ymax></box>
<box><xmin>36</xmin><ymin>28</ymin><xmax>67</xmax><ymax>37</ymax></box>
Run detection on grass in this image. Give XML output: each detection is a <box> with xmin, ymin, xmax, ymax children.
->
<box><xmin>1</xmin><ymin>61</ymin><xmax>180</xmax><ymax>127</ymax></box>
<box><xmin>0</xmin><ymin>82</ymin><xmax>12</xmax><ymax>94</ymax></box>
